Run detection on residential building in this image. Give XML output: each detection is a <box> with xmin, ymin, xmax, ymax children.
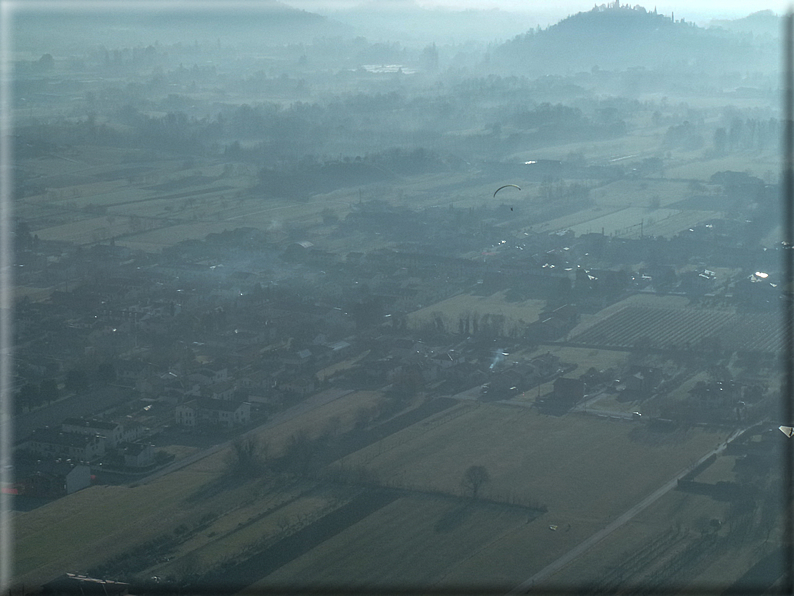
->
<box><xmin>175</xmin><ymin>397</ymin><xmax>251</xmax><ymax>428</ymax></box>
<box><xmin>25</xmin><ymin>428</ymin><xmax>105</xmax><ymax>461</ymax></box>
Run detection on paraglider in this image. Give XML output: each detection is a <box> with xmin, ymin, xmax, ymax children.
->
<box><xmin>779</xmin><ymin>425</ymin><xmax>793</xmax><ymax>437</ymax></box>
<box><xmin>493</xmin><ymin>184</ymin><xmax>521</xmax><ymax>198</ymax></box>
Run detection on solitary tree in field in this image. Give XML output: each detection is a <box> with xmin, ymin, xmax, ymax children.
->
<box><xmin>461</xmin><ymin>465</ymin><xmax>490</xmax><ymax>499</ymax></box>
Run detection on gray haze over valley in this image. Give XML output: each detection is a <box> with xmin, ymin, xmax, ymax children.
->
<box><xmin>4</xmin><ymin>1</ymin><xmax>792</xmax><ymax>594</ymax></box>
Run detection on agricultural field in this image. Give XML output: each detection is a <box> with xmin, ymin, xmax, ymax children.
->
<box><xmin>320</xmin><ymin>403</ymin><xmax>731</xmax><ymax>586</ymax></box>
<box><xmin>509</xmin><ymin>123</ymin><xmax>666</xmax><ymax>166</ymax></box>
<box><xmin>19</xmin><ymin>148</ymin><xmax>512</xmax><ymax>256</ymax></box>
<box><xmin>548</xmin><ymin>205</ymin><xmax>716</xmax><ymax>239</ymax></box>
<box><xmin>569</xmin><ymin>286</ymin><xmax>782</xmax><ymax>353</ymax></box>
<box><xmin>14</xmin><ymin>389</ymin><xmax>730</xmax><ymax>589</ymax></box>
<box><xmin>13</xmin><ymin>473</ymin><xmax>211</xmax><ymax>585</ymax></box>
<box><xmin>259</xmin><ymin>493</ymin><xmax>533</xmax><ymax>588</ymax></box>
<box><xmin>541</xmin><ymin>488</ymin><xmax>735</xmax><ymax>589</ymax></box>
<box><xmin>527</xmin><ymin>345</ymin><xmax>628</xmax><ymax>377</ymax></box>
<box><xmin>536</xmin><ymin>174</ymin><xmax>728</xmax><ymax>238</ymax></box>
<box><xmin>150</xmin><ymin>482</ymin><xmax>352</xmax><ymax>581</ymax></box>
<box><xmin>570</xmin><ymin>305</ymin><xmax>733</xmax><ymax>349</ymax></box>
<box><xmin>664</xmin><ymin>153</ymin><xmax>779</xmax><ymax>182</ymax></box>
<box><xmin>586</xmin><ymin>392</ymin><xmax>644</xmax><ymax>414</ymax></box>
<box><xmin>336</xmin><ymin>404</ymin><xmax>728</xmax><ymax>517</ymax></box>
<box><xmin>407</xmin><ymin>290</ymin><xmax>547</xmax><ymax>333</ymax></box>
<box><xmin>11</xmin><ymin>388</ymin><xmax>386</xmax><ymax>587</ymax></box>
<box><xmin>541</xmin><ymin>447</ymin><xmax>781</xmax><ymax>592</ymax></box>
<box><xmin>593</xmin><ymin>178</ymin><xmax>706</xmax><ymax>209</ymax></box>
<box><xmin>568</xmin><ymin>295</ymin><xmax>782</xmax><ymax>354</ymax></box>
<box><xmin>17</xmin><ymin>125</ymin><xmax>766</xmax><ymax>257</ymax></box>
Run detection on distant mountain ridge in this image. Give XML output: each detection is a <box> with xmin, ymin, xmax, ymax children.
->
<box><xmin>305</xmin><ymin>0</ymin><xmax>542</xmax><ymax>46</ymax></box>
<box><xmin>493</xmin><ymin>2</ymin><xmax>776</xmax><ymax>75</ymax></box>
<box><xmin>709</xmin><ymin>9</ymin><xmax>781</xmax><ymax>38</ymax></box>
<box><xmin>13</xmin><ymin>0</ymin><xmax>352</xmax><ymax>50</ymax></box>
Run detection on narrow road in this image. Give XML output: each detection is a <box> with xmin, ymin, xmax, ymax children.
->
<box><xmin>508</xmin><ymin>426</ymin><xmax>747</xmax><ymax>594</ymax></box>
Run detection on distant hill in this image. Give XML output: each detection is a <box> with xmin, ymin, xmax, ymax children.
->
<box><xmin>310</xmin><ymin>0</ymin><xmax>543</xmax><ymax>46</ymax></box>
<box><xmin>709</xmin><ymin>10</ymin><xmax>781</xmax><ymax>39</ymax></box>
<box><xmin>12</xmin><ymin>1</ymin><xmax>352</xmax><ymax>51</ymax></box>
<box><xmin>492</xmin><ymin>3</ymin><xmax>775</xmax><ymax>75</ymax></box>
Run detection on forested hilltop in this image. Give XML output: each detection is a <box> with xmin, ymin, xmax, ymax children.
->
<box><xmin>493</xmin><ymin>2</ymin><xmax>777</xmax><ymax>75</ymax></box>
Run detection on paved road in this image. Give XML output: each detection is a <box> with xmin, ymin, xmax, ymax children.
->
<box><xmin>140</xmin><ymin>388</ymin><xmax>353</xmax><ymax>485</ymax></box>
<box><xmin>508</xmin><ymin>427</ymin><xmax>747</xmax><ymax>594</ymax></box>
<box><xmin>452</xmin><ymin>385</ymin><xmax>482</xmax><ymax>401</ymax></box>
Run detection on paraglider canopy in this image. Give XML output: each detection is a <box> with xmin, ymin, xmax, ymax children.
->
<box><xmin>779</xmin><ymin>425</ymin><xmax>793</xmax><ymax>437</ymax></box>
<box><xmin>493</xmin><ymin>184</ymin><xmax>521</xmax><ymax>198</ymax></box>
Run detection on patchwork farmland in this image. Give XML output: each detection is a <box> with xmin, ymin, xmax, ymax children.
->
<box><xmin>568</xmin><ymin>306</ymin><xmax>782</xmax><ymax>354</ymax></box>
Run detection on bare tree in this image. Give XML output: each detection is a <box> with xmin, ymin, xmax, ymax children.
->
<box><xmin>461</xmin><ymin>465</ymin><xmax>490</xmax><ymax>499</ymax></box>
<box><xmin>227</xmin><ymin>436</ymin><xmax>268</xmax><ymax>476</ymax></box>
